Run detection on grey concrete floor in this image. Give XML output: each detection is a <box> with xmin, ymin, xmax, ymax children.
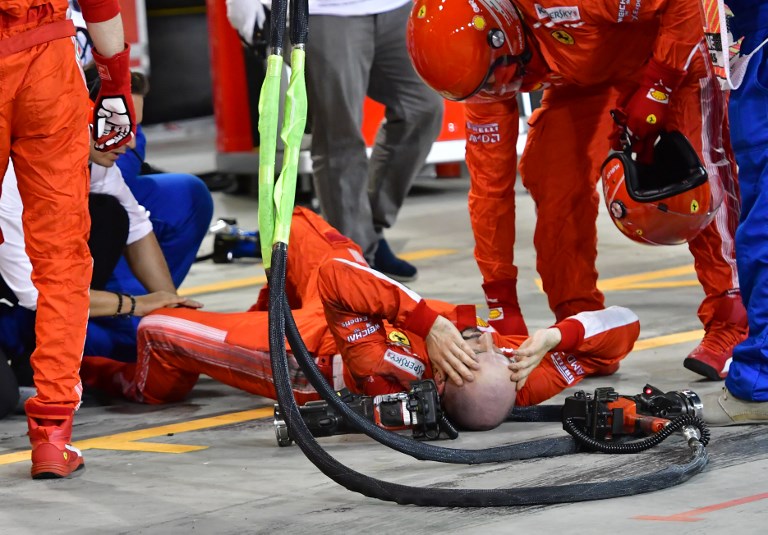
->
<box><xmin>2</xmin><ymin>173</ymin><xmax>768</xmax><ymax>534</ymax></box>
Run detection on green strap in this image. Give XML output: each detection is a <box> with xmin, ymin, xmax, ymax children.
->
<box><xmin>274</xmin><ymin>48</ymin><xmax>307</xmax><ymax>245</ymax></box>
<box><xmin>257</xmin><ymin>54</ymin><xmax>284</xmax><ymax>268</ymax></box>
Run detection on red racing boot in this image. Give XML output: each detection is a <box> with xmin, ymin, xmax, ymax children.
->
<box><xmin>26</xmin><ymin>406</ymin><xmax>84</xmax><ymax>479</ymax></box>
<box><xmin>684</xmin><ymin>296</ymin><xmax>749</xmax><ymax>381</ymax></box>
<box><xmin>482</xmin><ymin>279</ymin><xmax>528</xmax><ymax>336</ymax></box>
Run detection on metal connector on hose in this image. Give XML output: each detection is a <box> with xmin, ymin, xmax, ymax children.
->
<box><xmin>682</xmin><ymin>425</ymin><xmax>702</xmax><ymax>446</ymax></box>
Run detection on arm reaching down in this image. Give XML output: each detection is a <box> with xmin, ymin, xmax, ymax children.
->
<box><xmin>425</xmin><ymin>315</ymin><xmax>478</xmax><ymax>387</ymax></box>
<box><xmin>508</xmin><ymin>328</ymin><xmax>562</xmax><ymax>390</ymax></box>
<box><xmin>317</xmin><ymin>257</ymin><xmax>478</xmax><ymax>389</ymax></box>
<box><xmin>89</xmin><ymin>290</ymin><xmax>202</xmax><ymax>317</ymax></box>
<box><xmin>123</xmin><ymin>233</ymin><xmax>177</xmax><ymax>294</ymax></box>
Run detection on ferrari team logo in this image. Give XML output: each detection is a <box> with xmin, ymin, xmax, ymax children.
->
<box><xmin>472</xmin><ymin>15</ymin><xmax>486</xmax><ymax>30</ymax></box>
<box><xmin>388</xmin><ymin>330</ymin><xmax>411</xmax><ymax>346</ymax></box>
<box><xmin>551</xmin><ymin>30</ymin><xmax>574</xmax><ymax>45</ymax></box>
<box><xmin>645</xmin><ymin>113</ymin><xmax>658</xmax><ymax>124</ymax></box>
<box><xmin>691</xmin><ymin>199</ymin><xmax>700</xmax><ymax>213</ymax></box>
<box><xmin>417</xmin><ymin>5</ymin><xmax>426</xmax><ymax>18</ymax></box>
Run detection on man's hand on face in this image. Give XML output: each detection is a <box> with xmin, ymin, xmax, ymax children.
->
<box><xmin>425</xmin><ymin>315</ymin><xmax>479</xmax><ymax>387</ymax></box>
<box><xmin>508</xmin><ymin>327</ymin><xmax>562</xmax><ymax>391</ymax></box>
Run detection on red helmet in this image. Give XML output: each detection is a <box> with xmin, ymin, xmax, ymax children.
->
<box><xmin>601</xmin><ymin>131</ymin><xmax>719</xmax><ymax>246</ymax></box>
<box><xmin>407</xmin><ymin>0</ymin><xmax>530</xmax><ymax>102</ymax></box>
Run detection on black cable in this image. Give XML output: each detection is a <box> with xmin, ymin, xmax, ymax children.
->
<box><xmin>290</xmin><ymin>0</ymin><xmax>309</xmax><ymax>46</ymax></box>
<box><xmin>268</xmin><ymin>243</ymin><xmax>710</xmax><ymax>506</ymax></box>
<box><xmin>564</xmin><ymin>414</ymin><xmax>710</xmax><ymax>453</ymax></box>
<box><xmin>282</xmin><ymin>291</ymin><xmax>577</xmax><ymax>463</ymax></box>
<box><xmin>268</xmin><ymin>0</ymin><xmax>288</xmax><ymax>54</ymax></box>
<box><xmin>508</xmin><ymin>404</ymin><xmax>563</xmax><ymax>422</ymax></box>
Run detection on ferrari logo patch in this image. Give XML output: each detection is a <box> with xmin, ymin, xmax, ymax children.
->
<box><xmin>551</xmin><ymin>30</ymin><xmax>574</xmax><ymax>45</ymax></box>
<box><xmin>417</xmin><ymin>5</ymin><xmax>426</xmax><ymax>18</ymax></box>
<box><xmin>691</xmin><ymin>199</ymin><xmax>700</xmax><ymax>213</ymax></box>
<box><xmin>388</xmin><ymin>331</ymin><xmax>411</xmax><ymax>346</ymax></box>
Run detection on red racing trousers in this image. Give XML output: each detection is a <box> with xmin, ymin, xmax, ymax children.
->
<box><xmin>0</xmin><ymin>29</ymin><xmax>92</xmax><ymax>415</ymax></box>
<box><xmin>467</xmin><ymin>43</ymin><xmax>742</xmax><ymax>331</ymax></box>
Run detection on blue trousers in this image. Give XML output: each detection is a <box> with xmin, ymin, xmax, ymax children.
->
<box><xmin>87</xmin><ymin>172</ymin><xmax>213</xmax><ymax>360</ymax></box>
<box><xmin>726</xmin><ymin>45</ymin><xmax>768</xmax><ymax>401</ymax></box>
<box><xmin>106</xmin><ymin>172</ymin><xmax>214</xmax><ymax>296</ymax></box>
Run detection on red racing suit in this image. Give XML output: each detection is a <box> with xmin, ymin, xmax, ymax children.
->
<box><xmin>467</xmin><ymin>0</ymin><xmax>743</xmax><ymax>335</ymax></box>
<box><xmin>0</xmin><ymin>0</ymin><xmax>120</xmax><ymax>418</ymax></box>
<box><xmin>81</xmin><ymin>208</ymin><xmax>640</xmax><ymax>408</ymax></box>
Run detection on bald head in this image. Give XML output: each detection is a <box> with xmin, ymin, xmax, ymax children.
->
<box><xmin>442</xmin><ymin>333</ymin><xmax>516</xmax><ymax>431</ymax></box>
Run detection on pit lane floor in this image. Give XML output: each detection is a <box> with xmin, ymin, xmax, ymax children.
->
<box><xmin>2</xmin><ymin>177</ymin><xmax>767</xmax><ymax>534</ymax></box>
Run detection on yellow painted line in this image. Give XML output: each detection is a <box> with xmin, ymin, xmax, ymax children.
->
<box><xmin>535</xmin><ymin>264</ymin><xmax>696</xmax><ymax>292</ymax></box>
<box><xmin>178</xmin><ymin>248</ymin><xmax>458</xmax><ymax>297</ymax></box>
<box><xmin>83</xmin><ymin>442</ymin><xmax>206</xmax><ymax>454</ymax></box>
<box><xmin>600</xmin><ymin>264</ymin><xmax>695</xmax><ymax>285</ymax></box>
<box><xmin>0</xmin><ymin>408</ymin><xmax>273</xmax><ymax>466</ymax></box>
<box><xmin>633</xmin><ymin>329</ymin><xmax>704</xmax><ymax>352</ymax></box>
<box><xmin>179</xmin><ymin>276</ymin><xmax>267</xmax><ymax>297</ymax></box>
<box><xmin>598</xmin><ymin>264</ymin><xmax>696</xmax><ymax>292</ymax></box>
<box><xmin>399</xmin><ymin>248</ymin><xmax>458</xmax><ymax>261</ymax></box>
<box><xmin>606</xmin><ymin>281</ymin><xmax>701</xmax><ymax>290</ymax></box>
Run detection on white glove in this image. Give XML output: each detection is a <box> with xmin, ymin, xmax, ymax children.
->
<box><xmin>226</xmin><ymin>0</ymin><xmax>267</xmax><ymax>45</ymax></box>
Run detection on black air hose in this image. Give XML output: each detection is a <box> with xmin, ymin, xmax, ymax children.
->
<box><xmin>281</xmin><ymin>291</ymin><xmax>578</xmax><ymax>463</ymax></box>
<box><xmin>564</xmin><ymin>414</ymin><xmax>711</xmax><ymax>453</ymax></box>
<box><xmin>508</xmin><ymin>404</ymin><xmax>563</xmax><ymax>422</ymax></box>
<box><xmin>269</xmin><ymin>243</ymin><xmax>710</xmax><ymax>506</ymax></box>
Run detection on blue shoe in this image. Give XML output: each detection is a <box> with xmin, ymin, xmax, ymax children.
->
<box><xmin>373</xmin><ymin>239</ymin><xmax>418</xmax><ymax>283</ymax></box>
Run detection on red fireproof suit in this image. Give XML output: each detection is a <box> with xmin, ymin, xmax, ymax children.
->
<box><xmin>0</xmin><ymin>0</ymin><xmax>120</xmax><ymax>417</ymax></box>
<box><xmin>81</xmin><ymin>207</ymin><xmax>640</xmax><ymax>408</ymax></box>
<box><xmin>466</xmin><ymin>0</ymin><xmax>743</xmax><ymax>333</ymax></box>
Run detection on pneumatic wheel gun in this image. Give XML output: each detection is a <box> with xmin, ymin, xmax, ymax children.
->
<box><xmin>273</xmin><ymin>379</ymin><xmax>459</xmax><ymax>446</ymax></box>
<box><xmin>561</xmin><ymin>384</ymin><xmax>703</xmax><ymax>440</ymax></box>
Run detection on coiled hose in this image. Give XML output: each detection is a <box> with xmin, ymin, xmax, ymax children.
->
<box><xmin>269</xmin><ymin>243</ymin><xmax>711</xmax><ymax>506</ymax></box>
<box><xmin>282</xmin><ymin>290</ymin><xmax>577</xmax><ymax>463</ymax></box>
<box><xmin>564</xmin><ymin>414</ymin><xmax>711</xmax><ymax>453</ymax></box>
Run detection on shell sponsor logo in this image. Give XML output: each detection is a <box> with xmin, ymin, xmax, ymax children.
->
<box><xmin>388</xmin><ymin>330</ymin><xmax>411</xmax><ymax>346</ymax></box>
<box><xmin>472</xmin><ymin>15</ymin><xmax>486</xmax><ymax>30</ymax></box>
<box><xmin>647</xmin><ymin>88</ymin><xmax>669</xmax><ymax>103</ymax></box>
<box><xmin>476</xmin><ymin>317</ymin><xmax>489</xmax><ymax>328</ymax></box>
<box><xmin>488</xmin><ymin>308</ymin><xmax>503</xmax><ymax>320</ymax></box>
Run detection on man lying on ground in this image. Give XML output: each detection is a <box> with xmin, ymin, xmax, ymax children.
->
<box><xmin>81</xmin><ymin>207</ymin><xmax>640</xmax><ymax>430</ymax></box>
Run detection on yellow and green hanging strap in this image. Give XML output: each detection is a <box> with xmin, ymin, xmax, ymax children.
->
<box><xmin>257</xmin><ymin>0</ymin><xmax>287</xmax><ymax>266</ymax></box>
<box><xmin>258</xmin><ymin>0</ymin><xmax>309</xmax><ymax>266</ymax></box>
<box><xmin>273</xmin><ymin>7</ymin><xmax>308</xmax><ymax>249</ymax></box>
